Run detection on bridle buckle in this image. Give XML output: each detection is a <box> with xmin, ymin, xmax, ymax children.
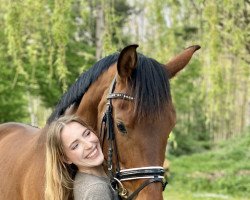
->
<box><xmin>112</xmin><ymin>178</ymin><xmax>128</xmax><ymax>198</ymax></box>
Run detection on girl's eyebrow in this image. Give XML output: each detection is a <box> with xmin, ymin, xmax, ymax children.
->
<box><xmin>68</xmin><ymin>128</ymin><xmax>89</xmax><ymax>148</ymax></box>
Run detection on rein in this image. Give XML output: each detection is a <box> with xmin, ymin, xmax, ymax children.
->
<box><xmin>100</xmin><ymin>76</ymin><xmax>167</xmax><ymax>199</ymax></box>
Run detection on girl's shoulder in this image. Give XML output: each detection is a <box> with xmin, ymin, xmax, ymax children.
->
<box><xmin>74</xmin><ymin>172</ymin><xmax>110</xmax><ymax>186</ymax></box>
<box><xmin>74</xmin><ymin>173</ymin><xmax>114</xmax><ymax>200</ymax></box>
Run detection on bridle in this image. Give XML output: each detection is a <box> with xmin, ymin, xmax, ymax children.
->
<box><xmin>100</xmin><ymin>76</ymin><xmax>167</xmax><ymax>199</ymax></box>
<box><xmin>100</xmin><ymin>75</ymin><xmax>167</xmax><ymax>200</ymax></box>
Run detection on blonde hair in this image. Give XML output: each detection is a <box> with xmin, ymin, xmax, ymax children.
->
<box><xmin>45</xmin><ymin>115</ymin><xmax>91</xmax><ymax>200</ymax></box>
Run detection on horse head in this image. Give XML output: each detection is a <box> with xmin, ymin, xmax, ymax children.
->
<box><xmin>72</xmin><ymin>44</ymin><xmax>200</xmax><ymax>199</ymax></box>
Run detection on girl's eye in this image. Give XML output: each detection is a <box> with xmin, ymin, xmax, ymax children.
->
<box><xmin>71</xmin><ymin>143</ymin><xmax>78</xmax><ymax>150</ymax></box>
<box><xmin>83</xmin><ymin>130</ymin><xmax>91</xmax><ymax>137</ymax></box>
<box><xmin>86</xmin><ymin>131</ymin><xmax>91</xmax><ymax>136</ymax></box>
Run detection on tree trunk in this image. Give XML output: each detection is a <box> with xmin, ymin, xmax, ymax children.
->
<box><xmin>95</xmin><ymin>3</ymin><xmax>104</xmax><ymax>60</ymax></box>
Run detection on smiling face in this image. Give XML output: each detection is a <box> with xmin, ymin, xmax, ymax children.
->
<box><xmin>60</xmin><ymin>121</ymin><xmax>104</xmax><ymax>174</ymax></box>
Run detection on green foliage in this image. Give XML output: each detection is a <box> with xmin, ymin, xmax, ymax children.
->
<box><xmin>0</xmin><ymin>30</ymin><xmax>29</xmax><ymax>122</ymax></box>
<box><xmin>141</xmin><ymin>0</ymin><xmax>249</xmax><ymax>155</ymax></box>
<box><xmin>169</xmin><ymin>59</ymin><xmax>210</xmax><ymax>156</ymax></box>
<box><xmin>0</xmin><ymin>0</ymin><xmax>133</xmax><ymax>123</ymax></box>
<box><xmin>0</xmin><ymin>79</ymin><xmax>29</xmax><ymax>123</ymax></box>
<box><xmin>36</xmin><ymin>40</ymin><xmax>96</xmax><ymax>108</ymax></box>
<box><xmin>102</xmin><ymin>0</ymin><xmax>132</xmax><ymax>54</ymax></box>
<box><xmin>52</xmin><ymin>0</ymin><xmax>73</xmax><ymax>91</ymax></box>
<box><xmin>167</xmin><ymin>129</ymin><xmax>250</xmax><ymax>198</ymax></box>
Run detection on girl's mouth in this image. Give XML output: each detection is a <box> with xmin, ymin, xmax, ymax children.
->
<box><xmin>86</xmin><ymin>147</ymin><xmax>98</xmax><ymax>159</ymax></box>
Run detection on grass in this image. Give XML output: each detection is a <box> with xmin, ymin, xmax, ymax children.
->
<box><xmin>163</xmin><ymin>130</ymin><xmax>250</xmax><ymax>200</ymax></box>
<box><xmin>164</xmin><ymin>189</ymin><xmax>249</xmax><ymax>200</ymax></box>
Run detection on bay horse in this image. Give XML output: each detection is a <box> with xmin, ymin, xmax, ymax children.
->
<box><xmin>0</xmin><ymin>44</ymin><xmax>200</xmax><ymax>200</ymax></box>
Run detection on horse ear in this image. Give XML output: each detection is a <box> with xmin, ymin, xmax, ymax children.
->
<box><xmin>165</xmin><ymin>45</ymin><xmax>200</xmax><ymax>78</ymax></box>
<box><xmin>117</xmin><ymin>44</ymin><xmax>139</xmax><ymax>79</ymax></box>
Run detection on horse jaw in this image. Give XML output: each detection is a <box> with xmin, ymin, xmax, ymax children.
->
<box><xmin>137</xmin><ymin>183</ymin><xmax>164</xmax><ymax>200</ymax></box>
<box><xmin>165</xmin><ymin>45</ymin><xmax>201</xmax><ymax>78</ymax></box>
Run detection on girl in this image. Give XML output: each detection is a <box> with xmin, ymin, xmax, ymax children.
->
<box><xmin>45</xmin><ymin>115</ymin><xmax>116</xmax><ymax>200</ymax></box>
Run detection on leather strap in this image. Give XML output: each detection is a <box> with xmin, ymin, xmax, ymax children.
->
<box><xmin>126</xmin><ymin>177</ymin><xmax>165</xmax><ymax>200</ymax></box>
<box><xmin>117</xmin><ymin>167</ymin><xmax>165</xmax><ymax>181</ymax></box>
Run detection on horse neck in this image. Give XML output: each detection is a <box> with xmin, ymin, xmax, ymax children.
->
<box><xmin>76</xmin><ymin>65</ymin><xmax>116</xmax><ymax>130</ymax></box>
<box><xmin>37</xmin><ymin>125</ymin><xmax>49</xmax><ymax>147</ymax></box>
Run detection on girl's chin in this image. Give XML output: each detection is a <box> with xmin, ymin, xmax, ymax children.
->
<box><xmin>88</xmin><ymin>154</ymin><xmax>104</xmax><ymax>166</ymax></box>
<box><xmin>95</xmin><ymin>155</ymin><xmax>104</xmax><ymax>165</ymax></box>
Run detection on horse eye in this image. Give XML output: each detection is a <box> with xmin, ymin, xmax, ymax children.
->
<box><xmin>117</xmin><ymin>122</ymin><xmax>127</xmax><ymax>134</ymax></box>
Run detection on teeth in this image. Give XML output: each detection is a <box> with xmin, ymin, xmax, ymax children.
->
<box><xmin>87</xmin><ymin>148</ymin><xmax>97</xmax><ymax>158</ymax></box>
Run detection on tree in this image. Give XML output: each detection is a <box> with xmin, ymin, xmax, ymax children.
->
<box><xmin>0</xmin><ymin>0</ymin><xmax>133</xmax><ymax>125</ymax></box>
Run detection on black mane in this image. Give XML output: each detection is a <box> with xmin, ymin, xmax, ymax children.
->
<box><xmin>47</xmin><ymin>53</ymin><xmax>120</xmax><ymax>124</ymax></box>
<box><xmin>47</xmin><ymin>52</ymin><xmax>171</xmax><ymax>124</ymax></box>
<box><xmin>132</xmin><ymin>54</ymin><xmax>171</xmax><ymax>121</ymax></box>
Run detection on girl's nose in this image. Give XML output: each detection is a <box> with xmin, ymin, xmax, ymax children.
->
<box><xmin>82</xmin><ymin>140</ymin><xmax>92</xmax><ymax>150</ymax></box>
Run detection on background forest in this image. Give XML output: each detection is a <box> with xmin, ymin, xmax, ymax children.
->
<box><xmin>0</xmin><ymin>0</ymin><xmax>249</xmax><ymax>199</ymax></box>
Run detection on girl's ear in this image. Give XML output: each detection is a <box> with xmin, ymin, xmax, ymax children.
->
<box><xmin>62</xmin><ymin>156</ymin><xmax>72</xmax><ymax>165</ymax></box>
<box><xmin>66</xmin><ymin>160</ymin><xmax>73</xmax><ymax>165</ymax></box>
